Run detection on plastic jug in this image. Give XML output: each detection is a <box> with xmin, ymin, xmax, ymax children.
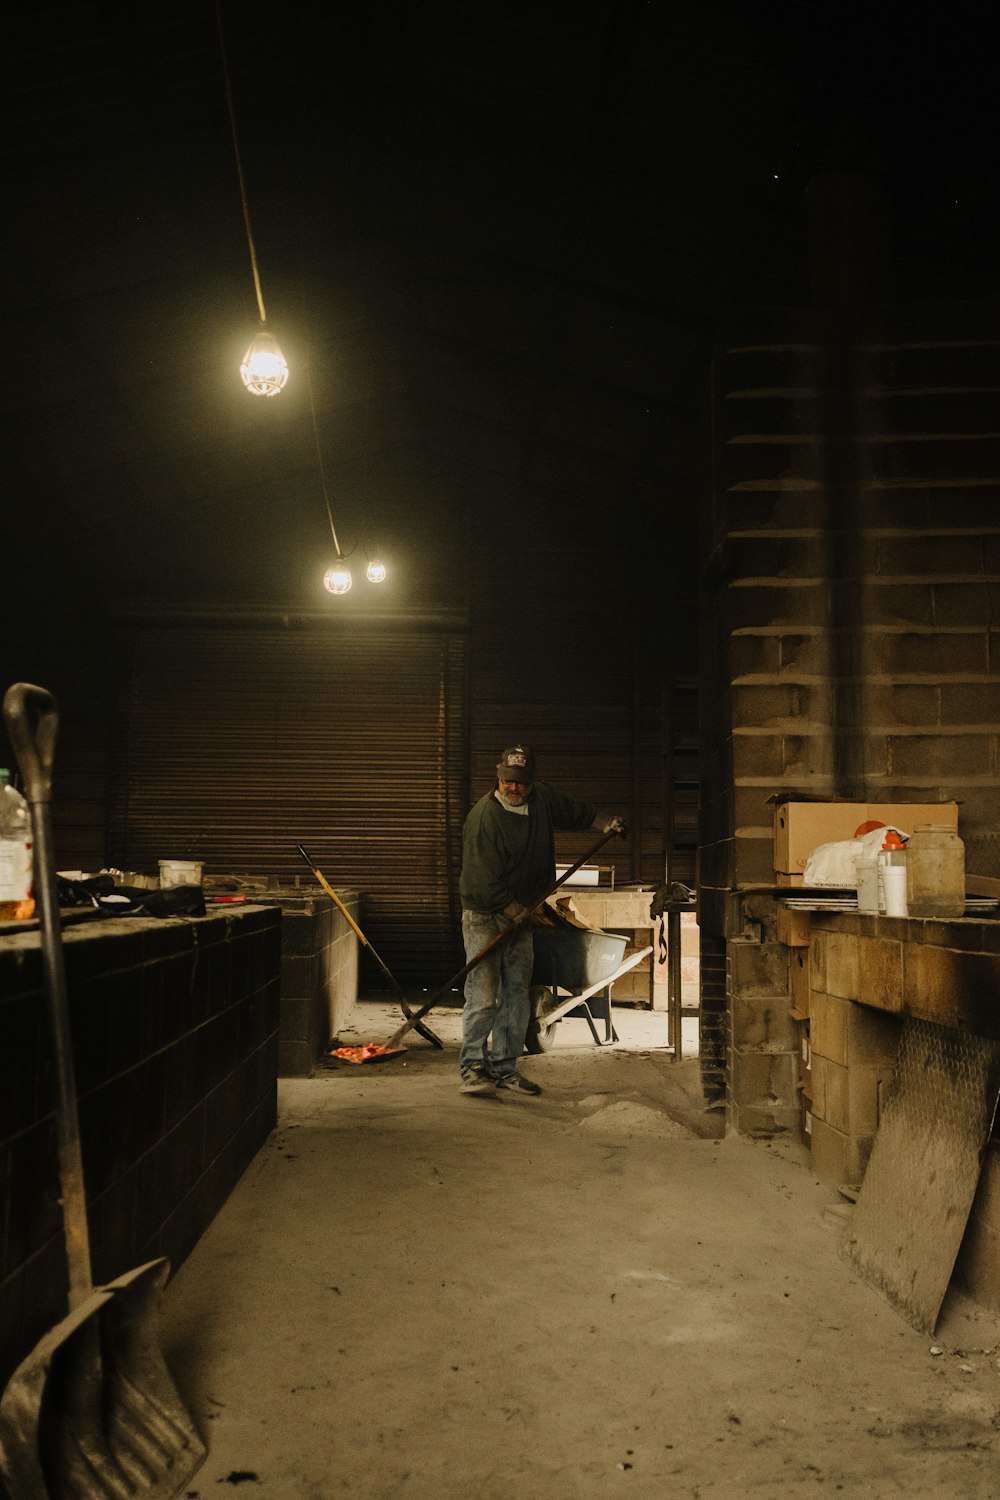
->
<box><xmin>878</xmin><ymin>830</ymin><xmax>908</xmax><ymax>917</ymax></box>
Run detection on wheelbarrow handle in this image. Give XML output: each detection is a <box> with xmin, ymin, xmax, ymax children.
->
<box><xmin>386</xmin><ymin>824</ymin><xmax>621</xmax><ymax>1047</ymax></box>
<box><xmin>3</xmin><ymin>682</ymin><xmax>94</xmax><ymax>1307</ymax></box>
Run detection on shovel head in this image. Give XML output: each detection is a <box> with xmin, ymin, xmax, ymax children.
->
<box><xmin>0</xmin><ymin>1257</ymin><xmax>206</xmax><ymax>1500</ymax></box>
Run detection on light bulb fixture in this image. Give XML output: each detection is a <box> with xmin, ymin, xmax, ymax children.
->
<box><xmin>324</xmin><ymin>560</ymin><xmax>352</xmax><ymax>595</ymax></box>
<box><xmin>217</xmin><ymin>1</ymin><xmax>288</xmax><ymax>395</ymax></box>
<box><xmin>240</xmin><ymin>328</ymin><xmax>289</xmax><ymax>397</ymax></box>
<box><xmin>366</xmin><ymin>557</ymin><xmax>387</xmax><ymax>584</ymax></box>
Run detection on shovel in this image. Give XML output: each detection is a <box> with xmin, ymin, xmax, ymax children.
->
<box><xmin>381</xmin><ymin>824</ymin><xmax>623</xmax><ymax>1052</ymax></box>
<box><xmin>0</xmin><ymin>682</ymin><xmax>206</xmax><ymax>1500</ymax></box>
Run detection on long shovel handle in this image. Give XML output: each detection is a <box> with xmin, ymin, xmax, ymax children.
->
<box><xmin>296</xmin><ymin>844</ymin><xmax>406</xmax><ymax>1000</ymax></box>
<box><xmin>386</xmin><ymin>825</ymin><xmax>621</xmax><ymax>1048</ymax></box>
<box><xmin>4</xmin><ymin>682</ymin><xmax>93</xmax><ymax>1307</ymax></box>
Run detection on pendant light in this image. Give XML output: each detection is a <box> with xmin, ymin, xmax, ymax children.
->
<box><xmin>217</xmin><ymin>1</ymin><xmax>288</xmax><ymax>396</ymax></box>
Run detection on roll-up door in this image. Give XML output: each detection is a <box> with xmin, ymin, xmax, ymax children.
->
<box><xmin>108</xmin><ymin>618</ymin><xmax>468</xmax><ymax>986</ymax></box>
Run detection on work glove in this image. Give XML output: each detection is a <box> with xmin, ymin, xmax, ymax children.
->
<box><xmin>603</xmin><ymin>816</ymin><xmax>629</xmax><ymax>840</ymax></box>
<box><xmin>501</xmin><ymin>900</ymin><xmax>528</xmax><ymax>924</ymax></box>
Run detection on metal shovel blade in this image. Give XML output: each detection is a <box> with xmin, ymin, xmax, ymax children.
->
<box><xmin>0</xmin><ymin>1258</ymin><xmax>206</xmax><ymax>1500</ymax></box>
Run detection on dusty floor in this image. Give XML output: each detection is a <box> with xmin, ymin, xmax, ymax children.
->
<box><xmin>161</xmin><ymin>1001</ymin><xmax>1000</xmax><ymax>1500</ymax></box>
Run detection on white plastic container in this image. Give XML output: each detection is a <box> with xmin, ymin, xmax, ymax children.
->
<box><xmin>881</xmin><ymin>864</ymin><xmax>908</xmax><ymax>917</ymax></box>
<box><xmin>878</xmin><ymin>830</ymin><xmax>908</xmax><ymax>917</ymax></box>
<box><xmin>856</xmin><ymin>860</ymin><xmax>880</xmax><ymax>913</ymax></box>
<box><xmin>905</xmin><ymin>823</ymin><xmax>965</xmax><ymax>918</ymax></box>
<box><xmin>159</xmin><ymin>859</ymin><xmax>204</xmax><ymax>889</ymax></box>
<box><xmin>0</xmin><ymin>770</ymin><xmax>34</xmax><ymax>919</ymax></box>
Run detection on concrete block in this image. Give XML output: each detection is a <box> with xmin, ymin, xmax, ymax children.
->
<box><xmin>862</xmin><ymin>682</ymin><xmax>940</xmax><ymax>728</ymax></box>
<box><xmin>731</xmin><ymin>684</ymin><xmax>808</xmax><ymax>729</ymax></box>
<box><xmin>732</xmin><ymin>992</ymin><xmax>798</xmax><ymax>1052</ymax></box>
<box><xmin>730</xmin><ymin>1099</ymin><xmax>802</xmax><ymax>1136</ymax></box>
<box><xmin>730</xmin><ymin>633</ymin><xmax>781</xmax><ymax>678</ymax></box>
<box><xmin>940</xmin><ymin>681</ymin><xmax>1000</xmax><ymax>723</ymax></box>
<box><xmin>730</xmin><ymin>939</ymin><xmax>792</xmax><ymax>994</ymax></box>
<box><xmin>902</xmin><ymin>944</ymin><xmax>963</xmax><ymax>1029</ymax></box>
<box><xmin>730</xmin><ymin>1048</ymin><xmax>797</xmax><ymax>1113</ymax></box>
<box><xmin>810</xmin><ymin>992</ymin><xmax>847</xmax><ymax>1067</ymax></box>
<box><xmin>277</xmin><ymin>995</ymin><xmax>311</xmax><ymax>1044</ymax></box>
<box><xmin>878</xmin><ymin>533</ymin><xmax>985</xmax><ymax>577</ymax></box>
<box><xmin>779</xmin><ymin>633</ymin><xmax>828</xmax><ymax>676</ymax></box>
<box><xmin>281</xmin><ymin>954</ymin><xmax>319</xmax><ymax>995</ymax></box>
<box><xmin>889</xmin><ymin>734</ymin><xmax>993</xmax><ymax>779</ymax></box>
<box><xmin>878</xmin><ymin>632</ymin><xmax>986</xmax><ymax>677</ymax></box>
<box><xmin>824</xmin><ymin>933</ymin><xmax>860</xmax><ymax>1000</ymax></box>
<box><xmin>733</xmin><ymin>836</ymin><xmax>780</xmax><ymax>889</ymax></box>
<box><xmin>865</xmin><ymin>583</ymin><xmax>935</xmax><ymax>627</ymax></box>
<box><xmin>728</xmin><ymin>580</ymin><xmax>828</xmax><ymax>630</ymax></box>
<box><xmin>602</xmin><ymin>895</ymin><xmax>654</xmax><ymax>929</ymax></box>
<box><xmin>811</xmin><ymin>1054</ymin><xmax>849</xmax><ymax>1132</ymax></box>
<box><xmin>809</xmin><ymin>1116</ymin><xmax>873</xmax><ymax>1189</ymax></box>
<box><xmin>277</xmin><ymin>1039</ymin><xmax>314</xmax><ymax>1078</ymax></box>
<box><xmin>732</xmin><ymin>733</ymin><xmax>786</xmax><ymax>778</ymax></box>
<box><xmin>809</xmin><ymin>933</ymin><xmax>827</xmax><ymax>995</ymax></box>
<box><xmin>845</xmin><ymin>1004</ymin><xmax>902</xmax><ymax>1069</ymax></box>
<box><xmin>858</xmin><ymin>937</ymin><xmax>903</xmax><ymax>1013</ymax></box>
<box><xmin>934</xmin><ymin>582</ymin><xmax>993</xmax><ymax>627</ymax></box>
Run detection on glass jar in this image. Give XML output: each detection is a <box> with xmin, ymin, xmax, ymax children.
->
<box><xmin>905</xmin><ymin>824</ymin><xmax>965</xmax><ymax>919</ymax></box>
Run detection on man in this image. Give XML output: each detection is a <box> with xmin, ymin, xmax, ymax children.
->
<box><xmin>457</xmin><ymin>742</ymin><xmax>626</xmax><ymax>1096</ymax></box>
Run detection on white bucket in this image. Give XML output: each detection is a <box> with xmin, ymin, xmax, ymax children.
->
<box><xmin>159</xmin><ymin>859</ymin><xmax>204</xmax><ymax>889</ymax></box>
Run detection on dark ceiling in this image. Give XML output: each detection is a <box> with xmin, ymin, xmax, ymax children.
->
<box><xmin>1</xmin><ymin>1</ymin><xmax>995</xmax><ymax>637</ymax></box>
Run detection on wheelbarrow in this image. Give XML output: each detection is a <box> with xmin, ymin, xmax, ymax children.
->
<box><xmin>524</xmin><ymin>917</ymin><xmax>652</xmax><ymax>1053</ymax></box>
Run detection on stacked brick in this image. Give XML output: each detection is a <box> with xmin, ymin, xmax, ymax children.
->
<box><xmin>702</xmin><ymin>302</ymin><xmax>1000</xmax><ymax>1132</ymax></box>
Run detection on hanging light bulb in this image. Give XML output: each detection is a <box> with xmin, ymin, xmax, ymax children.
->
<box><xmin>324</xmin><ymin>559</ymin><xmax>352</xmax><ymax>595</ymax></box>
<box><xmin>240</xmin><ymin>328</ymin><xmax>289</xmax><ymax>397</ymax></box>
<box><xmin>366</xmin><ymin>557</ymin><xmax>387</xmax><ymax>584</ymax></box>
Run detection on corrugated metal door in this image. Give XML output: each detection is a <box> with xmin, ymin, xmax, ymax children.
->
<box><xmin>108</xmin><ymin>621</ymin><xmax>468</xmax><ymax>986</ymax></box>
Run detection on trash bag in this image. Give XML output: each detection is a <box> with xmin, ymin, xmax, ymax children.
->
<box><xmin>803</xmin><ymin>826</ymin><xmax>908</xmax><ymax>887</ymax></box>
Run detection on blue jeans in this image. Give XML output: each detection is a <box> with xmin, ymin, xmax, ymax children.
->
<box><xmin>459</xmin><ymin>911</ymin><xmax>535</xmax><ymax>1076</ymax></box>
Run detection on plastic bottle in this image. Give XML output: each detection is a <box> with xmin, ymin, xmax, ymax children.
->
<box><xmin>878</xmin><ymin>830</ymin><xmax>908</xmax><ymax>917</ymax></box>
<box><xmin>906</xmin><ymin>823</ymin><xmax>965</xmax><ymax>919</ymax></box>
<box><xmin>0</xmin><ymin>769</ymin><xmax>35</xmax><ymax>920</ymax></box>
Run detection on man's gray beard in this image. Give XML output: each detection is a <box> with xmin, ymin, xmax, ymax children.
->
<box><xmin>496</xmin><ymin>790</ymin><xmax>529</xmax><ymax>812</ymax></box>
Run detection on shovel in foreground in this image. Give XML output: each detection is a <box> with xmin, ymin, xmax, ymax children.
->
<box><xmin>0</xmin><ymin>683</ymin><xmax>206</xmax><ymax>1500</ymax></box>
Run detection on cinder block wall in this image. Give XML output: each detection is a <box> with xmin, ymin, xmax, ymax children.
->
<box><xmin>0</xmin><ymin>905</ymin><xmax>281</xmax><ymax>1393</ymax></box>
<box><xmin>701</xmin><ymin>301</ymin><xmax>1000</xmax><ymax>1130</ymax></box>
<box><xmin>274</xmin><ymin>890</ymin><xmax>361</xmax><ymax>1075</ymax></box>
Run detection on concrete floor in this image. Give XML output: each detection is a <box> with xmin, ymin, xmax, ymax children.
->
<box><xmin>160</xmin><ymin>1001</ymin><xmax>1000</xmax><ymax>1500</ymax></box>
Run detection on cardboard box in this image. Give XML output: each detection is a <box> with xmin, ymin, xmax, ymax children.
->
<box><xmin>773</xmin><ymin>800</ymin><xmax>959</xmax><ymax>876</ymax></box>
<box><xmin>777</xmin><ymin>905</ymin><xmax>811</xmax><ymax>947</ymax></box>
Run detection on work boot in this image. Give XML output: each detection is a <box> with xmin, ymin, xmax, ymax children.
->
<box><xmin>492</xmin><ymin>1071</ymin><xmax>542</xmax><ymax>1096</ymax></box>
<box><xmin>460</xmin><ymin>1065</ymin><xmax>496</xmax><ymax>1095</ymax></box>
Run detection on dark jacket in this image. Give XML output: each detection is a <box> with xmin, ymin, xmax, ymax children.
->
<box><xmin>459</xmin><ymin>781</ymin><xmax>596</xmax><ymax>914</ymax></box>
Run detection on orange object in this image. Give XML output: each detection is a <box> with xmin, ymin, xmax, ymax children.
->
<box><xmin>327</xmin><ymin>1043</ymin><xmax>406</xmax><ymax>1064</ymax></box>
